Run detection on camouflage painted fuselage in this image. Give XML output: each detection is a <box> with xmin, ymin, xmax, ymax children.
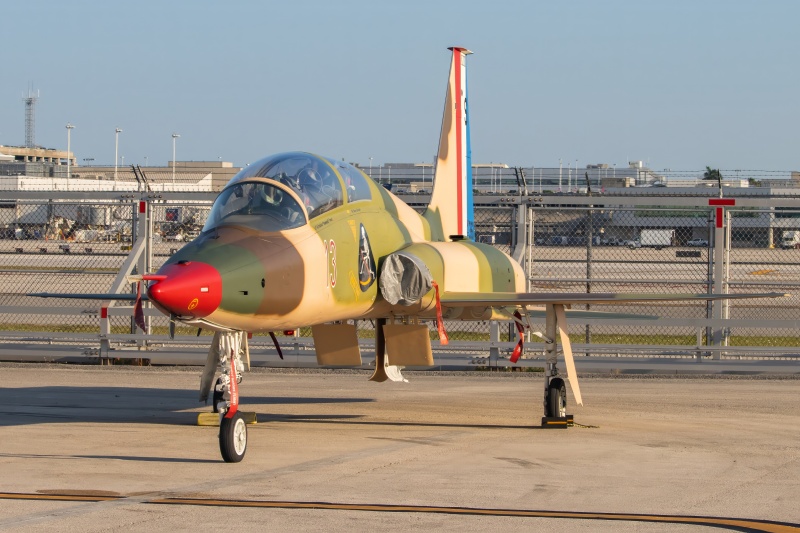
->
<box><xmin>159</xmin><ymin>166</ymin><xmax>525</xmax><ymax>333</ymax></box>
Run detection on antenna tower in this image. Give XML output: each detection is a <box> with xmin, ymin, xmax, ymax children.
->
<box><xmin>23</xmin><ymin>88</ymin><xmax>39</xmax><ymax>148</ymax></box>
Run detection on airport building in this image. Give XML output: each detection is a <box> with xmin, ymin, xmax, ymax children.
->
<box><xmin>0</xmin><ymin>146</ymin><xmax>239</xmax><ymax>191</ymax></box>
<box><xmin>2</xmin><ymin>143</ymin><xmax>798</xmax><ymax>195</ymax></box>
<box><xmin>360</xmin><ymin>161</ymin><xmax>718</xmax><ymax>194</ymax></box>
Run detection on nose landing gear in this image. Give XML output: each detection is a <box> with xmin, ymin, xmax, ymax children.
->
<box><xmin>201</xmin><ymin>331</ymin><xmax>248</xmax><ymax>462</ymax></box>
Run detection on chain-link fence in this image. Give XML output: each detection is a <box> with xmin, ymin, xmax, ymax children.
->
<box><xmin>525</xmin><ymin>203</ymin><xmax>800</xmax><ymax>352</ymax></box>
<box><xmin>1</xmin><ymin>192</ymin><xmax>799</xmax><ymax>361</ymax></box>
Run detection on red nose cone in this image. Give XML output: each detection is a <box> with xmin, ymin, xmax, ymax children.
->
<box><xmin>147</xmin><ymin>261</ymin><xmax>222</xmax><ymax>318</ymax></box>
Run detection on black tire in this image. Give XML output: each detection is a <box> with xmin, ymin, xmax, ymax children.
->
<box><xmin>212</xmin><ymin>388</ymin><xmax>223</xmax><ymax>413</ymax></box>
<box><xmin>219</xmin><ymin>411</ymin><xmax>247</xmax><ymax>463</ymax></box>
<box><xmin>212</xmin><ymin>378</ymin><xmax>223</xmax><ymax>413</ymax></box>
<box><xmin>545</xmin><ymin>378</ymin><xmax>567</xmax><ymax>418</ymax></box>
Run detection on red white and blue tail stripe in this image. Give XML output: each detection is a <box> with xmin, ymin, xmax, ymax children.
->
<box><xmin>424</xmin><ymin>47</ymin><xmax>474</xmax><ymax>241</ymax></box>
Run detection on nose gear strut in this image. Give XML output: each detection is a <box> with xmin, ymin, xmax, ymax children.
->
<box><xmin>200</xmin><ymin>331</ymin><xmax>248</xmax><ymax>462</ymax></box>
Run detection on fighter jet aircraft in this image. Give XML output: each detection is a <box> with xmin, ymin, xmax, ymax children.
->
<box><xmin>35</xmin><ymin>47</ymin><xmax>785</xmax><ymax>462</ymax></box>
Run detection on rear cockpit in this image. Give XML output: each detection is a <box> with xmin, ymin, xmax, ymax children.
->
<box><xmin>203</xmin><ymin>152</ymin><xmax>374</xmax><ymax>233</ymax></box>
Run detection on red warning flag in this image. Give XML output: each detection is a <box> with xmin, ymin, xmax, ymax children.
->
<box><xmin>431</xmin><ymin>281</ymin><xmax>449</xmax><ymax>345</ymax></box>
<box><xmin>509</xmin><ymin>310</ymin><xmax>525</xmax><ymax>363</ymax></box>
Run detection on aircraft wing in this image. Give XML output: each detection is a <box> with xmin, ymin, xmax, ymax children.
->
<box><xmin>441</xmin><ymin>290</ymin><xmax>787</xmax><ymax>408</ymax></box>
<box><xmin>440</xmin><ymin>291</ymin><xmax>787</xmax><ymax>307</ymax></box>
<box><xmin>527</xmin><ymin>308</ymin><xmax>658</xmax><ymax>320</ymax></box>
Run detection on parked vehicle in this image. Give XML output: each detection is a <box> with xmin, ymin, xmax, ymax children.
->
<box><xmin>780</xmin><ymin>231</ymin><xmax>800</xmax><ymax>249</ymax></box>
<box><xmin>639</xmin><ymin>229</ymin><xmax>675</xmax><ymax>250</ymax></box>
<box><xmin>625</xmin><ymin>239</ymin><xmax>641</xmax><ymax>249</ymax></box>
<box><xmin>686</xmin><ymin>238</ymin><xmax>709</xmax><ymax>247</ymax></box>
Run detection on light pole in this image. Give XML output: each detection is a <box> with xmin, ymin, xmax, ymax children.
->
<box><xmin>369</xmin><ymin>157</ymin><xmax>373</xmax><ymax>177</ymax></box>
<box><xmin>114</xmin><ymin>128</ymin><xmax>122</xmax><ymax>181</ymax></box>
<box><xmin>172</xmin><ymin>133</ymin><xmax>180</xmax><ymax>184</ymax></box>
<box><xmin>65</xmin><ymin>123</ymin><xmax>74</xmax><ymax>179</ymax></box>
<box><xmin>559</xmin><ymin>158</ymin><xmax>562</xmax><ymax>192</ymax></box>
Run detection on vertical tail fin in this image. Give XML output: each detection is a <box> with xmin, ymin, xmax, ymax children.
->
<box><xmin>423</xmin><ymin>47</ymin><xmax>474</xmax><ymax>241</ymax></box>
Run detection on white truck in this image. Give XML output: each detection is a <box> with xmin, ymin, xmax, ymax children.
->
<box><xmin>638</xmin><ymin>229</ymin><xmax>675</xmax><ymax>250</ymax></box>
<box><xmin>780</xmin><ymin>230</ymin><xmax>800</xmax><ymax>249</ymax></box>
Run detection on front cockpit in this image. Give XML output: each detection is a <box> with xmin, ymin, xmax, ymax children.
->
<box><xmin>203</xmin><ymin>152</ymin><xmax>356</xmax><ymax>234</ymax></box>
<box><xmin>202</xmin><ymin>180</ymin><xmax>307</xmax><ymax>233</ymax></box>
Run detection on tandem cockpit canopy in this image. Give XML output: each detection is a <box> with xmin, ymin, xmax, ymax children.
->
<box><xmin>204</xmin><ymin>152</ymin><xmax>366</xmax><ymax>233</ymax></box>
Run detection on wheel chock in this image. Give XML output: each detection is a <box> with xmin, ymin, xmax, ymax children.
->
<box><xmin>197</xmin><ymin>411</ymin><xmax>257</xmax><ymax>426</ymax></box>
<box><xmin>541</xmin><ymin>414</ymin><xmax>574</xmax><ymax>428</ymax></box>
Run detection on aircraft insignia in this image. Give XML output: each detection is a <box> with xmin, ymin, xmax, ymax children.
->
<box><xmin>358</xmin><ymin>224</ymin><xmax>376</xmax><ymax>291</ymax></box>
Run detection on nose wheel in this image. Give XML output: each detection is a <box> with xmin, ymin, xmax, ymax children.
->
<box><xmin>219</xmin><ymin>411</ymin><xmax>247</xmax><ymax>463</ymax></box>
<box><xmin>214</xmin><ymin>331</ymin><xmax>248</xmax><ymax>462</ymax></box>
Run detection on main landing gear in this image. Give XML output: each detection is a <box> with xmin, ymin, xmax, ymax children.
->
<box><xmin>545</xmin><ymin>377</ymin><xmax>567</xmax><ymax>419</ymax></box>
<box><xmin>540</xmin><ymin>304</ymin><xmax>581</xmax><ymax>427</ymax></box>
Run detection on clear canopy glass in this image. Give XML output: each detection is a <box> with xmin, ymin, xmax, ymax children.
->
<box><xmin>202</xmin><ymin>180</ymin><xmax>306</xmax><ymax>233</ymax></box>
<box><xmin>229</xmin><ymin>152</ymin><xmax>344</xmax><ymax>219</ymax></box>
<box><xmin>203</xmin><ymin>152</ymin><xmax>376</xmax><ymax>233</ymax></box>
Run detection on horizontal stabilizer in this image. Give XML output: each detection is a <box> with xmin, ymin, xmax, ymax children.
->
<box><xmin>28</xmin><ymin>292</ymin><xmax>146</xmax><ymax>301</ymax></box>
<box><xmin>441</xmin><ymin>291</ymin><xmax>787</xmax><ymax>307</ymax></box>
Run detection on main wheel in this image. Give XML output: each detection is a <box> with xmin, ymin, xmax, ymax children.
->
<box><xmin>219</xmin><ymin>411</ymin><xmax>247</xmax><ymax>463</ymax></box>
<box><xmin>545</xmin><ymin>378</ymin><xmax>567</xmax><ymax>418</ymax></box>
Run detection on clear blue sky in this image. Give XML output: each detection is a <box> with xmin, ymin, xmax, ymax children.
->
<box><xmin>2</xmin><ymin>0</ymin><xmax>798</xmax><ymax>172</ymax></box>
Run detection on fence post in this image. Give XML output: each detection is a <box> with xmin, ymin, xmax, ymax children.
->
<box><xmin>585</xmin><ymin>204</ymin><xmax>593</xmax><ymax>351</ymax></box>
<box><xmin>511</xmin><ymin>204</ymin><xmax>527</xmax><ymax>265</ymax></box>
<box><xmin>711</xmin><ymin>205</ymin><xmax>726</xmax><ymax>358</ymax></box>
<box><xmin>489</xmin><ymin>320</ymin><xmax>500</xmax><ymax>369</ymax></box>
<box><xmin>723</xmin><ymin>210</ymin><xmax>732</xmax><ymax>347</ymax></box>
<box><xmin>527</xmin><ymin>207</ymin><xmax>533</xmax><ymax>291</ymax></box>
<box><xmin>705</xmin><ymin>212</ymin><xmax>714</xmax><ymax>353</ymax></box>
<box><xmin>135</xmin><ymin>198</ymin><xmax>151</xmax><ymax>346</ymax></box>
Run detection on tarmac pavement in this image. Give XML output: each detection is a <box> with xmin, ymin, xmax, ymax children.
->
<box><xmin>0</xmin><ymin>364</ymin><xmax>799</xmax><ymax>532</ymax></box>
